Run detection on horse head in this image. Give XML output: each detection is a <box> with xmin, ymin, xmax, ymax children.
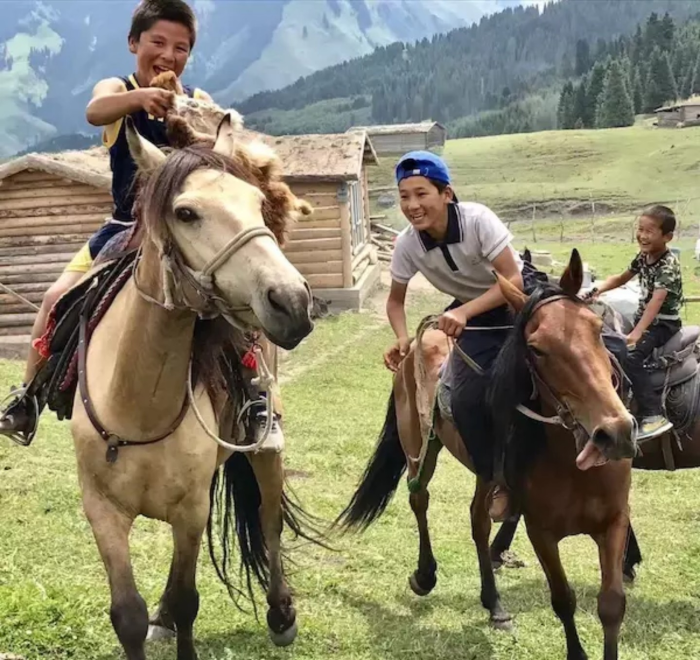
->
<box><xmin>490</xmin><ymin>249</ymin><xmax>636</xmax><ymax>470</ymax></box>
<box><xmin>125</xmin><ymin>112</ymin><xmax>314</xmax><ymax>350</ymax></box>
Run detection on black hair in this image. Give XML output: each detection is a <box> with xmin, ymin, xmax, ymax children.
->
<box><xmin>129</xmin><ymin>0</ymin><xmax>197</xmax><ymax>48</ymax></box>
<box><xmin>428</xmin><ymin>178</ymin><xmax>459</xmax><ymax>203</ymax></box>
<box><xmin>641</xmin><ymin>204</ymin><xmax>676</xmax><ymax>235</ymax></box>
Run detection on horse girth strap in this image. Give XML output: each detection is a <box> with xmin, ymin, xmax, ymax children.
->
<box><xmin>77</xmin><ymin>283</ymin><xmax>189</xmax><ymax>464</ymax></box>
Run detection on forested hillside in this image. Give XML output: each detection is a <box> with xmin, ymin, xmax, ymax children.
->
<box><xmin>239</xmin><ymin>0</ymin><xmax>699</xmax><ymax>137</ymax></box>
<box><xmin>557</xmin><ymin>12</ymin><xmax>700</xmax><ymax>129</ymax></box>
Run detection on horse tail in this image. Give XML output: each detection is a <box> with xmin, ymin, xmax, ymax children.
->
<box><xmin>207</xmin><ymin>452</ymin><xmax>269</xmax><ymax>610</ymax></box>
<box><xmin>336</xmin><ymin>391</ymin><xmax>407</xmax><ymax>531</ymax></box>
<box><xmin>207</xmin><ymin>452</ymin><xmax>331</xmax><ymax>613</ymax></box>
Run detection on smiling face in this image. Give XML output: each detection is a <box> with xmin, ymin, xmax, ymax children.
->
<box><xmin>636</xmin><ymin>214</ymin><xmax>671</xmax><ymax>256</ymax></box>
<box><xmin>129</xmin><ymin>19</ymin><xmax>192</xmax><ymax>85</ymax></box>
<box><xmin>398</xmin><ymin>176</ymin><xmax>453</xmax><ymax>233</ymax></box>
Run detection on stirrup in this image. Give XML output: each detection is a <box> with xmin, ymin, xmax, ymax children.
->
<box><xmin>0</xmin><ymin>386</ymin><xmax>39</xmax><ymax>447</ymax></box>
<box><xmin>635</xmin><ymin>419</ymin><xmax>674</xmax><ymax>443</ymax></box>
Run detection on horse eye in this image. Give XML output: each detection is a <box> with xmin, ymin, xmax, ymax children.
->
<box><xmin>175</xmin><ymin>207</ymin><xmax>200</xmax><ymax>223</ymax></box>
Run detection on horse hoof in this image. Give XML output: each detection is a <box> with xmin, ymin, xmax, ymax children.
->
<box><xmin>409</xmin><ymin>572</ymin><xmax>436</xmax><ymax>596</ymax></box>
<box><xmin>491</xmin><ymin>615</ymin><xmax>514</xmax><ymax>632</ymax></box>
<box><xmin>495</xmin><ymin>550</ymin><xmax>526</xmax><ymax>570</ymax></box>
<box><xmin>269</xmin><ymin>621</ymin><xmax>298</xmax><ymax>647</ymax></box>
<box><xmin>146</xmin><ymin>624</ymin><xmax>176</xmax><ymax>641</ymax></box>
<box><xmin>623</xmin><ymin>572</ymin><xmax>636</xmax><ymax>586</ymax></box>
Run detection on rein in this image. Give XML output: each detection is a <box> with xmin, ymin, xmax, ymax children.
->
<box><xmin>80</xmin><ymin>224</ymin><xmax>281</xmax><ymax>463</ymax></box>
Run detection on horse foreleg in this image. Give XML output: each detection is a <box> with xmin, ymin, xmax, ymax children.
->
<box><xmin>83</xmin><ymin>492</ymin><xmax>148</xmax><ymax>660</ymax></box>
<box><xmin>490</xmin><ymin>513</ymin><xmax>523</xmax><ymax>570</ymax></box>
<box><xmin>527</xmin><ymin>523</ymin><xmax>587</xmax><ymax>660</ymax></box>
<box><xmin>407</xmin><ymin>438</ymin><xmax>441</xmax><ymax>596</ymax></box>
<box><xmin>249</xmin><ymin>451</ymin><xmax>297</xmax><ymax>647</ymax></box>
<box><xmin>595</xmin><ymin>515</ymin><xmax>629</xmax><ymax>660</ymax></box>
<box><xmin>148</xmin><ymin>559</ymin><xmax>177</xmax><ymax>640</ymax></box>
<box><xmin>471</xmin><ymin>478</ymin><xmax>512</xmax><ymax>630</ymax></box>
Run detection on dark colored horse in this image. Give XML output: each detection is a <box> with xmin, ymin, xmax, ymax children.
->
<box><xmin>339</xmin><ymin>250</ymin><xmax>638</xmax><ymax>660</ymax></box>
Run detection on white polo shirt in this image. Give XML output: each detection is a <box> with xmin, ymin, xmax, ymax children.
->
<box><xmin>390</xmin><ymin>201</ymin><xmax>523</xmax><ymax>303</ymax></box>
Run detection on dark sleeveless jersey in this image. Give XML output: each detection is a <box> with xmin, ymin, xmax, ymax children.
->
<box><xmin>104</xmin><ymin>73</ymin><xmax>196</xmax><ymax>222</ymax></box>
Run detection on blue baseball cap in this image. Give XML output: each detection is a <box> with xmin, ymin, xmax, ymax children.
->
<box><xmin>395</xmin><ymin>151</ymin><xmax>451</xmax><ymax>185</ymax></box>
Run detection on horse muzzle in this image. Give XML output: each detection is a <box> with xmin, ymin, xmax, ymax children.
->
<box><xmin>258</xmin><ymin>282</ymin><xmax>314</xmax><ymax>350</ymax></box>
<box><xmin>576</xmin><ymin>414</ymin><xmax>636</xmax><ymax>470</ymax></box>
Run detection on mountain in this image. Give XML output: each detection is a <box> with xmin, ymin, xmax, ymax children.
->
<box><xmin>0</xmin><ymin>0</ymin><xmax>536</xmax><ymax>158</ymax></box>
<box><xmin>236</xmin><ymin>0</ymin><xmax>700</xmax><ymax>137</ymax></box>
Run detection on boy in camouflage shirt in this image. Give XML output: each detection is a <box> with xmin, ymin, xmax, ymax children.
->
<box><xmin>589</xmin><ymin>205</ymin><xmax>682</xmax><ymax>440</ymax></box>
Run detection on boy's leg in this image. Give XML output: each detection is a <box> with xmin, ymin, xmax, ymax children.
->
<box><xmin>625</xmin><ymin>322</ymin><xmax>678</xmax><ymax>438</ymax></box>
<box><xmin>450</xmin><ymin>313</ymin><xmax>511</xmax><ymax>521</ymax></box>
<box><xmin>0</xmin><ymin>243</ymin><xmax>92</xmax><ymax>438</ymax></box>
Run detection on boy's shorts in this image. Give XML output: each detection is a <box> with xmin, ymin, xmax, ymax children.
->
<box><xmin>64</xmin><ymin>220</ymin><xmax>134</xmax><ymax>274</ymax></box>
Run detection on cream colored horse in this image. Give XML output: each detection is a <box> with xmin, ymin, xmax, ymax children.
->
<box><xmin>70</xmin><ymin>114</ymin><xmax>314</xmax><ymax>660</ymax></box>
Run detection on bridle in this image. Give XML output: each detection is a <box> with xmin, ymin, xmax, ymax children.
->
<box><xmin>447</xmin><ymin>294</ymin><xmax>629</xmax><ymax>450</ymax></box>
<box><xmin>80</xmin><ymin>222</ymin><xmax>282</xmax><ymax>463</ymax></box>
<box><xmin>133</xmin><ymin>224</ymin><xmax>279</xmax><ymax>329</ymax></box>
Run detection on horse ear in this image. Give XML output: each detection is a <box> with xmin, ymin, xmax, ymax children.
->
<box><xmin>495</xmin><ymin>270</ymin><xmax>528</xmax><ymax>312</ymax></box>
<box><xmin>559</xmin><ymin>248</ymin><xmax>584</xmax><ymax>296</ymax></box>
<box><xmin>213</xmin><ymin>112</ymin><xmax>237</xmax><ymax>157</ymax></box>
<box><xmin>125</xmin><ymin>117</ymin><xmax>166</xmax><ymax>174</ymax></box>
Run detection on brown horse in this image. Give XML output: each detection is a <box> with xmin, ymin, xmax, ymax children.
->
<box><xmin>61</xmin><ymin>115</ymin><xmax>321</xmax><ymax>659</ymax></box>
<box><xmin>339</xmin><ymin>249</ymin><xmax>637</xmax><ymax>660</ymax></box>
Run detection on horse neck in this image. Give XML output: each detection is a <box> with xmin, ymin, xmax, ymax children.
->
<box><xmin>97</xmin><ymin>238</ymin><xmax>197</xmax><ymax>436</ymax></box>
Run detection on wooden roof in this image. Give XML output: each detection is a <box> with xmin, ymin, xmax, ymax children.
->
<box><xmin>0</xmin><ymin>147</ymin><xmax>112</xmax><ymax>190</ymax></box>
<box><xmin>655</xmin><ymin>96</ymin><xmax>700</xmax><ymax>112</ymax></box>
<box><xmin>347</xmin><ymin>121</ymin><xmax>445</xmax><ymax>136</ymax></box>
<box><xmin>0</xmin><ymin>131</ymin><xmax>379</xmax><ymax>188</ymax></box>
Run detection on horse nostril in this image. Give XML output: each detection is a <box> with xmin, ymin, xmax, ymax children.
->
<box><xmin>267</xmin><ymin>287</ymin><xmax>288</xmax><ymax>315</ymax></box>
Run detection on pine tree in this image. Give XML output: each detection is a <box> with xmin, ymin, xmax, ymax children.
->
<box><xmin>692</xmin><ymin>52</ymin><xmax>700</xmax><ymax>97</ymax></box>
<box><xmin>573</xmin><ymin>80</ymin><xmax>587</xmax><ymax>126</ymax></box>
<box><xmin>584</xmin><ymin>62</ymin><xmax>606</xmax><ymax>127</ymax></box>
<box><xmin>596</xmin><ymin>61</ymin><xmax>635</xmax><ymax>128</ymax></box>
<box><xmin>557</xmin><ymin>81</ymin><xmax>575</xmax><ymax>129</ymax></box>
<box><xmin>659</xmin><ymin>12</ymin><xmax>675</xmax><ymax>52</ymax></box>
<box><xmin>631</xmin><ymin>25</ymin><xmax>644</xmax><ymax>65</ymax></box>
<box><xmin>645</xmin><ymin>47</ymin><xmax>678</xmax><ymax>111</ymax></box>
<box><xmin>575</xmin><ymin>39</ymin><xmax>591</xmax><ymax>76</ymax></box>
<box><xmin>633</xmin><ymin>68</ymin><xmax>644</xmax><ymax>113</ymax></box>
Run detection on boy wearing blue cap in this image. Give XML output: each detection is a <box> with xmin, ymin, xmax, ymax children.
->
<box><xmin>384</xmin><ymin>151</ymin><xmax>544</xmax><ymax>521</ymax></box>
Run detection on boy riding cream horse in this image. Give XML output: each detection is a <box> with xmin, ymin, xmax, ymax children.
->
<box><xmin>0</xmin><ymin>1</ymin><xmax>296</xmax><ymax>447</ymax></box>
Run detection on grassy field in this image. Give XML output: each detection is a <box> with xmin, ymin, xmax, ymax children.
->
<box><xmin>1</xmin><ymin>278</ymin><xmax>700</xmax><ymax>660</ymax></box>
<box><xmin>3</xmin><ymin>124</ymin><xmax>700</xmax><ymax>659</ymax></box>
<box><xmin>371</xmin><ymin>122</ymin><xmax>700</xmax><ymax>230</ymax></box>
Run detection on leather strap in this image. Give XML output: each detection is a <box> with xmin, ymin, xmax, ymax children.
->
<box><xmin>77</xmin><ymin>281</ymin><xmax>189</xmax><ymax>464</ymax></box>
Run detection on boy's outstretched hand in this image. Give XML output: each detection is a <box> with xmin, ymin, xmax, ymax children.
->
<box><xmin>384</xmin><ymin>337</ymin><xmax>411</xmax><ymax>372</ymax></box>
<box><xmin>139</xmin><ymin>88</ymin><xmax>175</xmax><ymax>118</ymax></box>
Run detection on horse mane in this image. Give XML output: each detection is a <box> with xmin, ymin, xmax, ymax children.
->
<box><xmin>486</xmin><ymin>283</ymin><xmax>582</xmax><ymax>474</ymax></box>
<box><xmin>130</xmin><ymin>136</ymin><xmax>311</xmax><ymax>411</ymax></box>
<box><xmin>136</xmin><ymin>142</ymin><xmax>309</xmax><ymax>246</ymax></box>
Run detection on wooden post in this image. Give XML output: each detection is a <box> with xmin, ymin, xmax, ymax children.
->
<box><xmin>531</xmin><ymin>204</ymin><xmax>537</xmax><ymax>243</ymax></box>
<box><xmin>362</xmin><ymin>168</ymin><xmax>371</xmax><ymax>246</ymax></box>
<box><xmin>338</xmin><ymin>183</ymin><xmax>353</xmax><ymax>288</ymax></box>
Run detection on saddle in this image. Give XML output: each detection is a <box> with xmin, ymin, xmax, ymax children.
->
<box><xmin>646</xmin><ymin>326</ymin><xmax>700</xmax><ymax>391</ymax></box>
<box><xmin>27</xmin><ymin>250</ymin><xmax>139</xmax><ymax>423</ymax></box>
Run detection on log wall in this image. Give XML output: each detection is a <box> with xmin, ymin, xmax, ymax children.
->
<box><xmin>0</xmin><ymin>171</ymin><xmax>371</xmax><ymax>342</ymax></box>
<box><xmin>0</xmin><ymin>170</ymin><xmax>110</xmax><ymax>338</ymax></box>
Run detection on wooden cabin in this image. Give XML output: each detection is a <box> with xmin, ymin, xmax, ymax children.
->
<box><xmin>347</xmin><ymin>121</ymin><xmax>446</xmax><ymax>154</ymax></box>
<box><xmin>654</xmin><ymin>97</ymin><xmax>700</xmax><ymax>128</ymax></box>
<box><xmin>0</xmin><ymin>132</ymin><xmax>379</xmax><ymax>353</ymax></box>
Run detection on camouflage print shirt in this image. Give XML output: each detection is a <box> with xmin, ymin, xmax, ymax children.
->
<box><xmin>629</xmin><ymin>250</ymin><xmax>683</xmax><ymax>322</ymax></box>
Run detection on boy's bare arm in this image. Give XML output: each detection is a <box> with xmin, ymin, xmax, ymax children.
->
<box><xmin>594</xmin><ymin>269</ymin><xmax>635</xmax><ymax>295</ymax></box>
<box><xmin>629</xmin><ymin>288</ymin><xmax>667</xmax><ymax>342</ymax></box>
<box><xmin>86</xmin><ymin>77</ymin><xmax>174</xmax><ymax>126</ymax></box>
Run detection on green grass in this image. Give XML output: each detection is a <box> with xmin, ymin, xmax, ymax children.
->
<box><xmin>370</xmin><ymin>123</ymin><xmax>700</xmax><ymax>232</ymax></box>
<box><xmin>2</xmin><ymin>282</ymin><xmax>700</xmax><ymax>659</ymax></box>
